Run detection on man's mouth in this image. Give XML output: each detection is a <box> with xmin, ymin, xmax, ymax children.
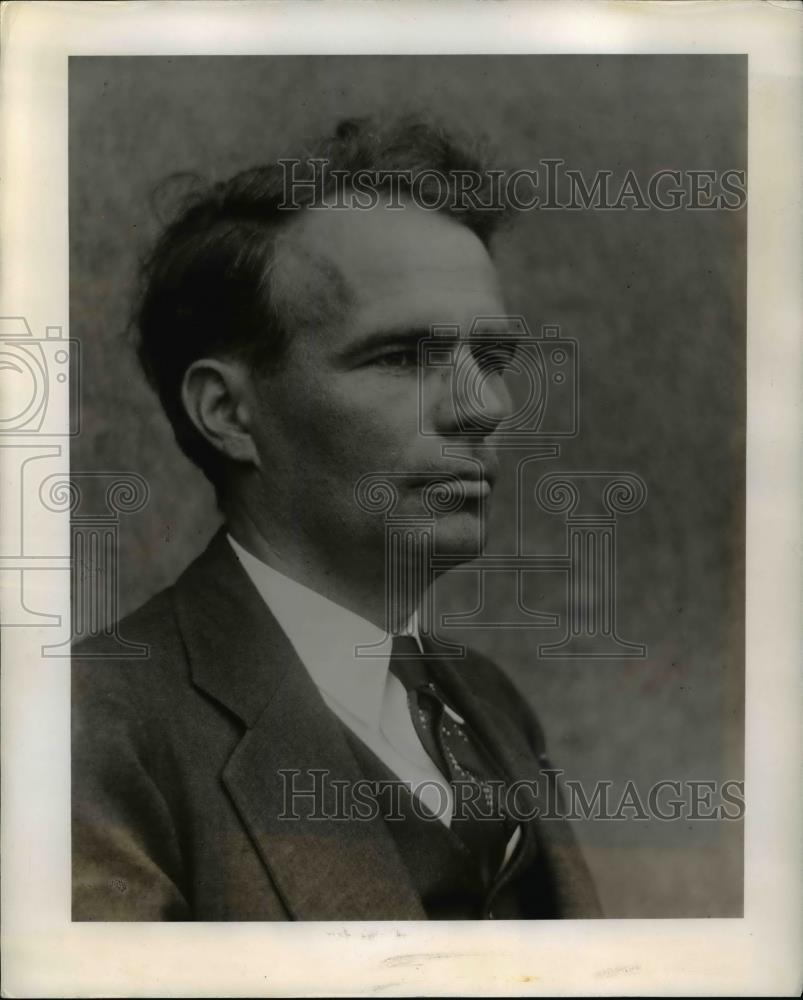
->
<box><xmin>410</xmin><ymin>469</ymin><xmax>496</xmax><ymax>502</ymax></box>
<box><xmin>448</xmin><ymin>476</ymin><xmax>492</xmax><ymax>499</ymax></box>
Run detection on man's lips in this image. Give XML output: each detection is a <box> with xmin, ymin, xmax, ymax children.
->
<box><xmin>408</xmin><ymin>469</ymin><xmax>497</xmax><ymax>498</ymax></box>
<box><xmin>449</xmin><ymin>478</ymin><xmax>492</xmax><ymax>499</ymax></box>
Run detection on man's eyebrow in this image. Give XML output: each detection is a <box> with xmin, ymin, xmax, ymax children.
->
<box><xmin>467</xmin><ymin>319</ymin><xmax>519</xmax><ymax>337</ymax></box>
<box><xmin>338</xmin><ymin>325</ymin><xmax>453</xmax><ymax>360</ymax></box>
<box><xmin>336</xmin><ymin>320</ymin><xmax>520</xmax><ymax>364</ymax></box>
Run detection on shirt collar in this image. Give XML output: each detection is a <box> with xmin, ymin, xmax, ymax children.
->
<box><xmin>227</xmin><ymin>534</ymin><xmax>419</xmax><ymax>730</ymax></box>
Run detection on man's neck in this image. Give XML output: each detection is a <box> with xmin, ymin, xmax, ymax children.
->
<box><xmin>225</xmin><ymin>509</ymin><xmax>428</xmax><ymax>634</ymax></box>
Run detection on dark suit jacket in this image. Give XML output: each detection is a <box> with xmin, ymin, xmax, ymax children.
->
<box><xmin>72</xmin><ymin>528</ymin><xmax>601</xmax><ymax>920</ymax></box>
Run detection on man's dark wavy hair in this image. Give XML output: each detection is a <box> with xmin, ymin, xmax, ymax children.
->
<box><xmin>133</xmin><ymin>114</ymin><xmax>511</xmax><ymax>491</ymax></box>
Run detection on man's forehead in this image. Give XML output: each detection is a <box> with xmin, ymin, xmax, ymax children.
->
<box><xmin>278</xmin><ymin>201</ymin><xmax>503</xmax><ymax>333</ymax></box>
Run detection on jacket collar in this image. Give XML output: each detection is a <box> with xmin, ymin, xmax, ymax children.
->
<box><xmin>173</xmin><ymin>527</ymin><xmax>290</xmax><ymax>728</ymax></box>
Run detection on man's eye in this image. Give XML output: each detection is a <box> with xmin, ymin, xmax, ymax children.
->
<box><xmin>375</xmin><ymin>349</ymin><xmax>418</xmax><ymax>369</ymax></box>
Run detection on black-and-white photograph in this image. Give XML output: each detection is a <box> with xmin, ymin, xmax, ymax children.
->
<box><xmin>69</xmin><ymin>53</ymin><xmax>746</xmax><ymax>922</ymax></box>
<box><xmin>3</xmin><ymin>2</ymin><xmax>802</xmax><ymax>994</ymax></box>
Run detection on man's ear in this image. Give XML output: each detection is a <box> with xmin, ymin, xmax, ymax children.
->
<box><xmin>180</xmin><ymin>358</ymin><xmax>260</xmax><ymax>467</ymax></box>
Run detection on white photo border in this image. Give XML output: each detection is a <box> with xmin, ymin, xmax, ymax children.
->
<box><xmin>1</xmin><ymin>1</ymin><xmax>801</xmax><ymax>995</ymax></box>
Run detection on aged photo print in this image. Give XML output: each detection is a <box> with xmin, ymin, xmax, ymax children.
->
<box><xmin>1</xmin><ymin>2</ymin><xmax>800</xmax><ymax>996</ymax></box>
<box><xmin>69</xmin><ymin>54</ymin><xmax>745</xmax><ymax>921</ymax></box>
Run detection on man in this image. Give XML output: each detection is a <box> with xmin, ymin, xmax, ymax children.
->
<box><xmin>72</xmin><ymin>116</ymin><xmax>601</xmax><ymax>920</ymax></box>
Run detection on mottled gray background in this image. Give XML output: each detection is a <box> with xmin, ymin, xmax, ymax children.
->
<box><xmin>69</xmin><ymin>55</ymin><xmax>745</xmax><ymax>917</ymax></box>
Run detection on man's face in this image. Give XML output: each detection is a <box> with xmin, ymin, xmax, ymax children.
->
<box><xmin>245</xmin><ymin>200</ymin><xmax>513</xmax><ymax>577</ymax></box>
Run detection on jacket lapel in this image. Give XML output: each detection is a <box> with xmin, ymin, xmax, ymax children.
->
<box><xmin>424</xmin><ymin>640</ymin><xmax>602</xmax><ymax>918</ymax></box>
<box><xmin>173</xmin><ymin>529</ymin><xmax>426</xmax><ymax>921</ymax></box>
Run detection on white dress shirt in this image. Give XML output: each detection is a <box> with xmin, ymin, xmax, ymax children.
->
<box><xmin>228</xmin><ymin>534</ymin><xmax>455</xmax><ymax>824</ymax></box>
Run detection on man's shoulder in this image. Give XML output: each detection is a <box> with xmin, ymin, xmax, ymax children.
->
<box><xmin>72</xmin><ymin>529</ymin><xmax>225</xmax><ymax>678</ymax></box>
<box><xmin>71</xmin><ymin>580</ymin><xmax>189</xmax><ymax>716</ymax></box>
<box><xmin>73</xmin><ymin>580</ymin><xmax>180</xmax><ymax>662</ymax></box>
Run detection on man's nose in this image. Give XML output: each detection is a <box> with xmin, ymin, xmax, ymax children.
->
<box><xmin>440</xmin><ymin>349</ymin><xmax>514</xmax><ymax>437</ymax></box>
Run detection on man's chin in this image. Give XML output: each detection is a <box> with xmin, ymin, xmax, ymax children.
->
<box><xmin>431</xmin><ymin>508</ymin><xmax>488</xmax><ymax>561</ymax></box>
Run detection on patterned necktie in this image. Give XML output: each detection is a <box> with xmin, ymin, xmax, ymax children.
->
<box><xmin>389</xmin><ymin>635</ymin><xmax>516</xmax><ymax>886</ymax></box>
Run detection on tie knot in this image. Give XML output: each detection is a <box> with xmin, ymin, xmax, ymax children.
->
<box><xmin>389</xmin><ymin>634</ymin><xmax>431</xmax><ymax>691</ymax></box>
